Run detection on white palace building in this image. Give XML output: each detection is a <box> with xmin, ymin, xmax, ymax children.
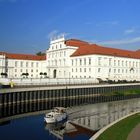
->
<box><xmin>46</xmin><ymin>36</ymin><xmax>140</xmax><ymax>82</ymax></box>
<box><xmin>1</xmin><ymin>36</ymin><xmax>140</xmax><ymax>85</ymax></box>
<box><xmin>0</xmin><ymin>52</ymin><xmax>46</xmax><ymax>79</ymax></box>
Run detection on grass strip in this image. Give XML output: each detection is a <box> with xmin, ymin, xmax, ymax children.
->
<box><xmin>96</xmin><ymin>113</ymin><xmax>140</xmax><ymax>140</ymax></box>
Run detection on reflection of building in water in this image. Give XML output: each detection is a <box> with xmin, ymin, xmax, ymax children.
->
<box><xmin>44</xmin><ymin>120</ymin><xmax>95</xmax><ymax>140</ymax></box>
<box><xmin>0</xmin><ymin>98</ymin><xmax>140</xmax><ymax>140</ymax></box>
<box><xmin>43</xmin><ymin>98</ymin><xmax>140</xmax><ymax>140</ymax></box>
<box><xmin>68</xmin><ymin>99</ymin><xmax>140</xmax><ymax>131</ymax></box>
<box><xmin>44</xmin><ymin>121</ymin><xmax>77</xmax><ymax>140</ymax></box>
<box><xmin>44</xmin><ymin>120</ymin><xmax>67</xmax><ymax>140</ymax></box>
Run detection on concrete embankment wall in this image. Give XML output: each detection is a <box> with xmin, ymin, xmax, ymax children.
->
<box><xmin>0</xmin><ymin>83</ymin><xmax>140</xmax><ymax>118</ymax></box>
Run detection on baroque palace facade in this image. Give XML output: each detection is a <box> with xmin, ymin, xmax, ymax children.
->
<box><xmin>1</xmin><ymin>36</ymin><xmax>140</xmax><ymax>82</ymax></box>
<box><xmin>0</xmin><ymin>52</ymin><xmax>46</xmax><ymax>78</ymax></box>
<box><xmin>46</xmin><ymin>36</ymin><xmax>140</xmax><ymax>82</ymax></box>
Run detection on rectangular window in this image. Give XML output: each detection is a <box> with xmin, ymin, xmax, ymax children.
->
<box><xmin>109</xmin><ymin>58</ymin><xmax>111</xmax><ymax>66</ymax></box>
<box><xmin>20</xmin><ymin>61</ymin><xmax>23</xmax><ymax>67</ymax></box>
<box><xmin>98</xmin><ymin>68</ymin><xmax>101</xmax><ymax>72</ymax></box>
<box><xmin>84</xmin><ymin>58</ymin><xmax>86</xmax><ymax>65</ymax></box>
<box><xmin>26</xmin><ymin>62</ymin><xmax>28</xmax><ymax>67</ymax></box>
<box><xmin>118</xmin><ymin>69</ymin><xmax>120</xmax><ymax>73</ymax></box>
<box><xmin>76</xmin><ymin>59</ymin><xmax>77</xmax><ymax>66</ymax></box>
<box><xmin>36</xmin><ymin>62</ymin><xmax>38</xmax><ymax>67</ymax></box>
<box><xmin>129</xmin><ymin>61</ymin><xmax>131</xmax><ymax>67</ymax></box>
<box><xmin>114</xmin><ymin>60</ymin><xmax>116</xmax><ymax>66</ymax></box>
<box><xmin>72</xmin><ymin>68</ymin><xmax>73</xmax><ymax>72</ymax></box>
<box><xmin>15</xmin><ymin>61</ymin><xmax>18</xmax><ymax>67</ymax></box>
<box><xmin>98</xmin><ymin>57</ymin><xmax>101</xmax><ymax>65</ymax></box>
<box><xmin>64</xmin><ymin>51</ymin><xmax>66</xmax><ymax>56</ymax></box>
<box><xmin>84</xmin><ymin>68</ymin><xmax>86</xmax><ymax>72</ymax></box>
<box><xmin>31</xmin><ymin>62</ymin><xmax>34</xmax><ymax>67</ymax></box>
<box><xmin>136</xmin><ymin>62</ymin><xmax>138</xmax><ymax>67</ymax></box>
<box><xmin>89</xmin><ymin>58</ymin><xmax>91</xmax><ymax>65</ymax></box>
<box><xmin>89</xmin><ymin>68</ymin><xmax>91</xmax><ymax>72</ymax></box>
<box><xmin>72</xmin><ymin>60</ymin><xmax>73</xmax><ymax>66</ymax></box>
<box><xmin>122</xmin><ymin>61</ymin><xmax>124</xmax><ymax>66</ymax></box>
<box><xmin>133</xmin><ymin>62</ymin><xmax>135</xmax><ymax>67</ymax></box>
<box><xmin>80</xmin><ymin>59</ymin><xmax>82</xmax><ymax>65</ymax></box>
<box><xmin>118</xmin><ymin>60</ymin><xmax>120</xmax><ymax>66</ymax></box>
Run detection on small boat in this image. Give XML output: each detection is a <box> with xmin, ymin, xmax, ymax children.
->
<box><xmin>44</xmin><ymin>107</ymin><xmax>67</xmax><ymax>123</ymax></box>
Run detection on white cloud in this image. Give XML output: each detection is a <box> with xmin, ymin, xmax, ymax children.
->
<box><xmin>124</xmin><ymin>28</ymin><xmax>136</xmax><ymax>35</ymax></box>
<box><xmin>96</xmin><ymin>21</ymin><xmax>119</xmax><ymax>27</ymax></box>
<box><xmin>47</xmin><ymin>30</ymin><xmax>59</xmax><ymax>39</ymax></box>
<box><xmin>47</xmin><ymin>30</ymin><xmax>71</xmax><ymax>40</ymax></box>
<box><xmin>97</xmin><ymin>36</ymin><xmax>140</xmax><ymax>45</ymax></box>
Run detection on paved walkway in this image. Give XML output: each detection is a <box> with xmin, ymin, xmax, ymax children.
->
<box><xmin>127</xmin><ymin>123</ymin><xmax>140</xmax><ymax>140</ymax></box>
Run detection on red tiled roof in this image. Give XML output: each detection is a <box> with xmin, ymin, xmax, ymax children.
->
<box><xmin>65</xmin><ymin>39</ymin><xmax>140</xmax><ymax>59</ymax></box>
<box><xmin>65</xmin><ymin>39</ymin><xmax>89</xmax><ymax>47</ymax></box>
<box><xmin>0</xmin><ymin>52</ymin><xmax>46</xmax><ymax>60</ymax></box>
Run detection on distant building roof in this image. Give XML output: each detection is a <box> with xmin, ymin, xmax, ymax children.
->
<box><xmin>65</xmin><ymin>39</ymin><xmax>140</xmax><ymax>59</ymax></box>
<box><xmin>65</xmin><ymin>39</ymin><xmax>89</xmax><ymax>47</ymax></box>
<box><xmin>0</xmin><ymin>52</ymin><xmax>46</xmax><ymax>60</ymax></box>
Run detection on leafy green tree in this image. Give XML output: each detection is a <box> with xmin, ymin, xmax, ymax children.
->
<box><xmin>36</xmin><ymin>51</ymin><xmax>45</xmax><ymax>56</ymax></box>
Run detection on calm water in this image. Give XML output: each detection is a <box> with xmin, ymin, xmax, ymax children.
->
<box><xmin>1</xmin><ymin>98</ymin><xmax>140</xmax><ymax>140</ymax></box>
<box><xmin>0</xmin><ymin>114</ymin><xmax>91</xmax><ymax>140</ymax></box>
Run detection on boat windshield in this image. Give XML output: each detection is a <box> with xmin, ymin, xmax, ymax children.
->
<box><xmin>46</xmin><ymin>114</ymin><xmax>53</xmax><ymax>118</ymax></box>
<box><xmin>53</xmin><ymin>107</ymin><xmax>66</xmax><ymax>113</ymax></box>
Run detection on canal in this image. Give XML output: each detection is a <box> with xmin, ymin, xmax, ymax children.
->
<box><xmin>0</xmin><ymin>98</ymin><xmax>140</xmax><ymax>140</ymax></box>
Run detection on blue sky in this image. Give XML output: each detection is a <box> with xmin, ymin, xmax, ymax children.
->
<box><xmin>0</xmin><ymin>0</ymin><xmax>140</xmax><ymax>54</ymax></box>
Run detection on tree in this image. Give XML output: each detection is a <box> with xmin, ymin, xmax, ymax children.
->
<box><xmin>21</xmin><ymin>73</ymin><xmax>29</xmax><ymax>78</ymax></box>
<box><xmin>44</xmin><ymin>72</ymin><xmax>47</xmax><ymax>78</ymax></box>
<box><xmin>36</xmin><ymin>51</ymin><xmax>45</xmax><ymax>56</ymax></box>
<box><xmin>25</xmin><ymin>73</ymin><xmax>29</xmax><ymax>78</ymax></box>
<box><xmin>40</xmin><ymin>72</ymin><xmax>43</xmax><ymax>78</ymax></box>
<box><xmin>1</xmin><ymin>72</ymin><xmax>8</xmax><ymax>78</ymax></box>
<box><xmin>21</xmin><ymin>73</ymin><xmax>25</xmax><ymax>78</ymax></box>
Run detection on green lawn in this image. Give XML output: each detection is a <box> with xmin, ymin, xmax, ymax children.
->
<box><xmin>96</xmin><ymin>113</ymin><xmax>140</xmax><ymax>140</ymax></box>
<box><xmin>106</xmin><ymin>89</ymin><xmax>140</xmax><ymax>96</ymax></box>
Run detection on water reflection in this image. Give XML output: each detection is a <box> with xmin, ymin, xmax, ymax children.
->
<box><xmin>0</xmin><ymin>120</ymin><xmax>10</xmax><ymax>126</ymax></box>
<box><xmin>0</xmin><ymin>98</ymin><xmax>140</xmax><ymax>140</ymax></box>
<box><xmin>42</xmin><ymin>98</ymin><xmax>140</xmax><ymax>139</ymax></box>
<box><xmin>44</xmin><ymin>120</ymin><xmax>67</xmax><ymax>140</ymax></box>
<box><xmin>67</xmin><ymin>98</ymin><xmax>140</xmax><ymax>131</ymax></box>
<box><xmin>44</xmin><ymin>121</ymin><xmax>66</xmax><ymax>131</ymax></box>
<box><xmin>44</xmin><ymin>119</ymin><xmax>95</xmax><ymax>140</ymax></box>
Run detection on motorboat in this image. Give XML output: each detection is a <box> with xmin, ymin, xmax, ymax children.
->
<box><xmin>44</xmin><ymin>107</ymin><xmax>67</xmax><ymax>123</ymax></box>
